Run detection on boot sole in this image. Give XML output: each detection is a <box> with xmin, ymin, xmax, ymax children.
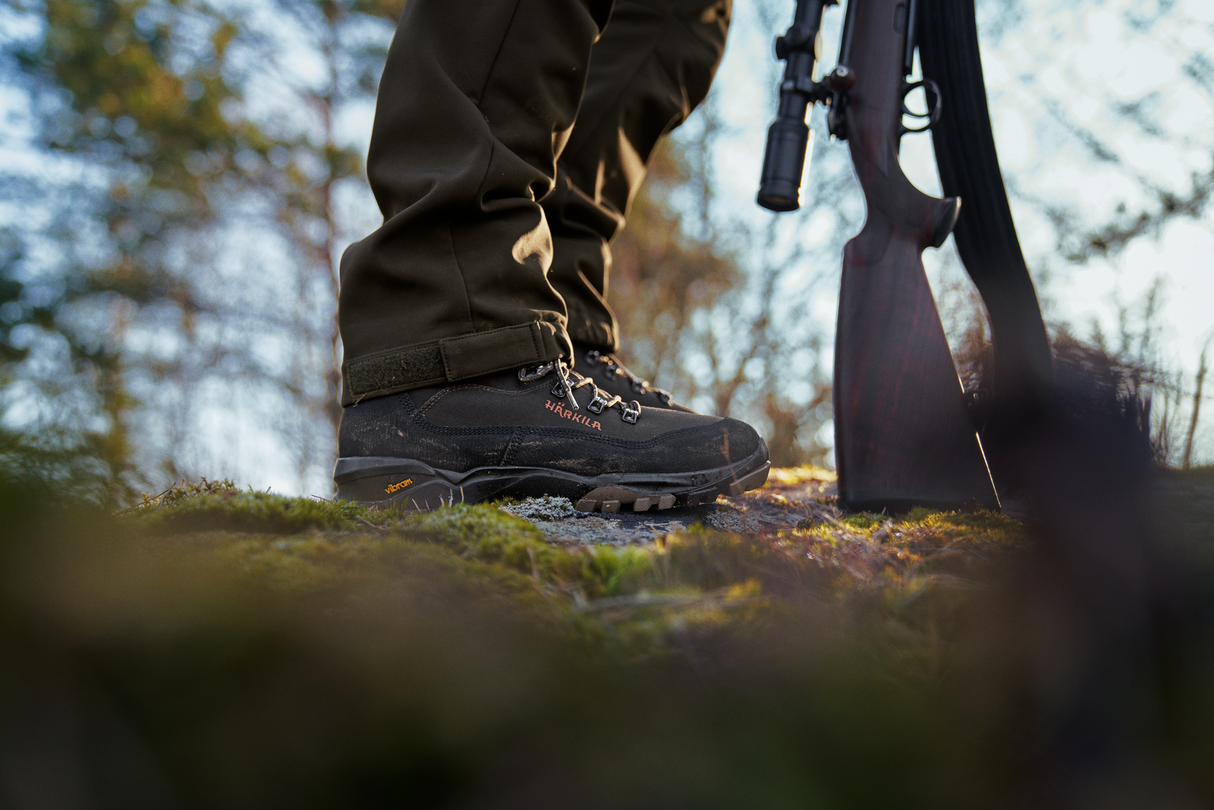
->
<box><xmin>333</xmin><ymin>450</ymin><xmax>770</xmax><ymax>514</ymax></box>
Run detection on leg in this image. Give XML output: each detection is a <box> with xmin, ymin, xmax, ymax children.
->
<box><xmin>541</xmin><ymin>0</ymin><xmax>732</xmax><ymax>352</ymax></box>
<box><xmin>334</xmin><ymin>0</ymin><xmax>768</xmax><ymax>512</ymax></box>
<box><xmin>338</xmin><ymin>0</ymin><xmax>611</xmax><ymax>406</ymax></box>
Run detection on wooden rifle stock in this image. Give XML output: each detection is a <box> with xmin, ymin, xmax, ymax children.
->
<box><xmin>832</xmin><ymin>0</ymin><xmax>998</xmax><ymax>512</ymax></box>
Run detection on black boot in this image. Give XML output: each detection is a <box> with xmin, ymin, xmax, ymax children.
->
<box><xmin>335</xmin><ymin>360</ymin><xmax>768</xmax><ymax>512</ymax></box>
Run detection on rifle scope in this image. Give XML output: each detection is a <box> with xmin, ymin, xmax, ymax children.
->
<box><xmin>757</xmin><ymin>0</ymin><xmax>839</xmax><ymax>212</ymax></box>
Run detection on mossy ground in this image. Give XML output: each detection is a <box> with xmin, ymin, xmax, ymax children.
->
<box><xmin>119</xmin><ymin>473</ymin><xmax>1031</xmax><ymax>665</ymax></box>
<box><xmin>2</xmin><ymin>468</ymin><xmax>1212</xmax><ymax>807</ymax></box>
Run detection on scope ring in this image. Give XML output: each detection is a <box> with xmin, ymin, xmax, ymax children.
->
<box><xmin>775</xmin><ymin>23</ymin><xmax>816</xmax><ymax>59</ymax></box>
<box><xmin>899</xmin><ymin>78</ymin><xmax>943</xmax><ymax>134</ymax></box>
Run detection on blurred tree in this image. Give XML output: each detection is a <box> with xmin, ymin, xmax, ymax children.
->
<box><xmin>3</xmin><ymin>0</ymin><xmax>261</xmax><ymax>500</ymax></box>
<box><xmin>1</xmin><ymin>0</ymin><xmax>404</xmax><ymax>499</ymax></box>
<box><xmin>247</xmin><ymin>0</ymin><xmax>405</xmax><ymax>487</ymax></box>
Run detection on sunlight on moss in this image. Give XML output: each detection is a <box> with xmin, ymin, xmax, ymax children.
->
<box><xmin>901</xmin><ymin>506</ymin><xmax>1019</xmax><ymax>532</ymax></box>
<box><xmin>401</xmin><ymin>501</ymin><xmax>548</xmax><ymax>569</ymax></box>
<box><xmin>841</xmin><ymin>513</ymin><xmax>884</xmax><ymax>530</ymax></box>
<box><xmin>123</xmin><ymin>477</ymin><xmax>241</xmax><ymax>512</ymax></box>
<box><xmin>767</xmin><ymin>465</ymin><xmax>837</xmax><ymax>486</ymax></box>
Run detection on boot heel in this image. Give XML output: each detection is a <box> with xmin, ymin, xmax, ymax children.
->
<box><xmin>334</xmin><ymin>458</ymin><xmax>468</xmax><ymax>512</ymax></box>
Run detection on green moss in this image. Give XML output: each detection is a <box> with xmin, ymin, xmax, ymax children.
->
<box><xmin>134</xmin><ymin>498</ymin><xmax>781</xmax><ymax>652</ymax></box>
<box><xmin>402</xmin><ymin>501</ymin><xmax>544</xmax><ymax>551</ymax></box>
<box><xmin>661</xmin><ymin>529</ymin><xmax>779</xmax><ymax>592</ymax></box>
<box><xmin>396</xmin><ymin>502</ymin><xmax>583</xmax><ymax>592</ymax></box>
<box><xmin>176</xmin><ymin>531</ymin><xmax>386</xmax><ymax>593</ymax></box>
<box><xmin>569</xmin><ymin>544</ymin><xmax>658</xmax><ymax>599</ymax></box>
<box><xmin>841</xmin><ymin>513</ymin><xmax>884</xmax><ymax>530</ymax></box>
<box><xmin>901</xmin><ymin>506</ymin><xmax>1019</xmax><ymax>532</ymax></box>
<box><xmin>397</xmin><ymin>503</ymin><xmax>679</xmax><ymax>601</ymax></box>
<box><xmin>120</xmin><ymin>490</ymin><xmax>1027</xmax><ymax>682</ymax></box>
<box><xmin>131</xmin><ymin>490</ymin><xmax>389</xmax><ymax>534</ymax></box>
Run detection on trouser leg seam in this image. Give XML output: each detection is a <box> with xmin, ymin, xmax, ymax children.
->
<box><xmin>470</xmin><ymin>0</ymin><xmax>526</xmax><ymax>107</ymax></box>
<box><xmin>447</xmin><ymin>208</ymin><xmax>480</xmax><ymax>333</ymax></box>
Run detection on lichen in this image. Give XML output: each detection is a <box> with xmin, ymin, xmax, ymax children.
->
<box><xmin>497</xmin><ymin>495</ymin><xmax>577</xmax><ymax>521</ymax></box>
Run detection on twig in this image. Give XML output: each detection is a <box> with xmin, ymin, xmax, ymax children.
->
<box><xmin>1182</xmin><ymin>333</ymin><xmax>1211</xmax><ymax>469</ymax></box>
<box><xmin>526</xmin><ymin>546</ymin><xmax>540</xmax><ymax>583</ymax></box>
<box><xmin>353</xmin><ymin>515</ymin><xmax>389</xmax><ymax>533</ymax></box>
<box><xmin>113</xmin><ymin>484</ymin><xmax>175</xmax><ymax>516</ymax></box>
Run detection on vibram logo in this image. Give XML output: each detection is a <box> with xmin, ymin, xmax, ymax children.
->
<box><xmin>385</xmin><ymin>478</ymin><xmax>414</xmax><ymax>495</ymax></box>
<box><xmin>545</xmin><ymin>399</ymin><xmax>602</xmax><ymax>431</ymax></box>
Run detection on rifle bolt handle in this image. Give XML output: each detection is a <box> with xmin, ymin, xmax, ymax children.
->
<box><xmin>827</xmin><ymin>66</ymin><xmax>855</xmax><ymax>93</ymax></box>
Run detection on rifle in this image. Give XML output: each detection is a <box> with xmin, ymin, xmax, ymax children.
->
<box><xmin>758</xmin><ymin>0</ymin><xmax>1051</xmax><ymax>512</ymax></box>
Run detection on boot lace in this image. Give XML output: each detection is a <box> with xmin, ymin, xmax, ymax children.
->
<box><xmin>518</xmin><ymin>360</ymin><xmax>641</xmax><ymax>423</ymax></box>
<box><xmin>582</xmin><ymin>349</ymin><xmax>674</xmax><ymax>406</ymax></box>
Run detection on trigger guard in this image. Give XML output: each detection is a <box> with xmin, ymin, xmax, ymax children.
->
<box><xmin>899</xmin><ymin>78</ymin><xmax>943</xmax><ymax>133</ymax></box>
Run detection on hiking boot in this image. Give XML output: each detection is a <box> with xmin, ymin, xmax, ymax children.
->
<box><xmin>572</xmin><ymin>342</ymin><xmax>692</xmax><ymax>412</ymax></box>
<box><xmin>334</xmin><ymin>360</ymin><xmax>769</xmax><ymax>513</ymax></box>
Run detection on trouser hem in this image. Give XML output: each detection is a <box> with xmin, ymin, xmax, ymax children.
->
<box><xmin>341</xmin><ymin>320</ymin><xmax>569</xmax><ymax>405</ymax></box>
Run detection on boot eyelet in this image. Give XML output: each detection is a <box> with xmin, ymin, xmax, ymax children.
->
<box><xmin>519</xmin><ymin>362</ymin><xmax>553</xmax><ymax>382</ymax></box>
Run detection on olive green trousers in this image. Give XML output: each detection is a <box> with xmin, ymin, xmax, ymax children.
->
<box><xmin>338</xmin><ymin>0</ymin><xmax>731</xmax><ymax>404</ymax></box>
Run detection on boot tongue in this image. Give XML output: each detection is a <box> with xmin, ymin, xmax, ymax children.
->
<box><xmin>572</xmin><ymin>343</ymin><xmax>685</xmax><ymax>409</ymax></box>
<box><xmin>574</xmin><ymin>344</ymin><xmax>645</xmax><ymax>387</ymax></box>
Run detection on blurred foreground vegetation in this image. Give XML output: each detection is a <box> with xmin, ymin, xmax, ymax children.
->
<box><xmin>2</xmin><ymin>469</ymin><xmax>1213</xmax><ymax>808</ymax></box>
